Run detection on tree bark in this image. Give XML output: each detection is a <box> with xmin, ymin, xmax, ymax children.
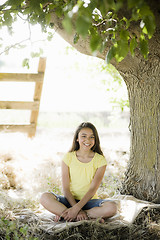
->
<box><xmin>120</xmin><ymin>54</ymin><xmax>160</xmax><ymax>202</ymax></box>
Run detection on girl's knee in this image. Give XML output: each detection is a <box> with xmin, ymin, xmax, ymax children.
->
<box><xmin>40</xmin><ymin>192</ymin><xmax>55</xmax><ymax>206</ymax></box>
<box><xmin>40</xmin><ymin>192</ymin><xmax>48</xmax><ymax>205</ymax></box>
<box><xmin>106</xmin><ymin>201</ymin><xmax>117</xmax><ymax>216</ymax></box>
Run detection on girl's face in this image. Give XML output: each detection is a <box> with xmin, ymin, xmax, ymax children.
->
<box><xmin>77</xmin><ymin>127</ymin><xmax>95</xmax><ymax>151</ymax></box>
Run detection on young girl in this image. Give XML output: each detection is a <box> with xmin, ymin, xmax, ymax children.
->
<box><xmin>40</xmin><ymin>122</ymin><xmax>117</xmax><ymax>222</ymax></box>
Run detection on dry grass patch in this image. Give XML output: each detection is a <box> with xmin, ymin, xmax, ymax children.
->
<box><xmin>3</xmin><ymin>129</ymin><xmax>160</xmax><ymax>239</ymax></box>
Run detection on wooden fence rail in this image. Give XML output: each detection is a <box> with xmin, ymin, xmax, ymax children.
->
<box><xmin>0</xmin><ymin>57</ymin><xmax>46</xmax><ymax>137</ymax></box>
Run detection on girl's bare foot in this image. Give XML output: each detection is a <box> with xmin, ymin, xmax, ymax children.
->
<box><xmin>99</xmin><ymin>217</ymin><xmax>105</xmax><ymax>223</ymax></box>
<box><xmin>90</xmin><ymin>217</ymin><xmax>105</xmax><ymax>223</ymax></box>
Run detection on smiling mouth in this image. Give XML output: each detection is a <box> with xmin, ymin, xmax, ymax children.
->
<box><xmin>84</xmin><ymin>143</ymin><xmax>90</xmax><ymax>146</ymax></box>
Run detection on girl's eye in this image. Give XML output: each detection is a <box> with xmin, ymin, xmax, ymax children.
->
<box><xmin>81</xmin><ymin>135</ymin><xmax>94</xmax><ymax>138</ymax></box>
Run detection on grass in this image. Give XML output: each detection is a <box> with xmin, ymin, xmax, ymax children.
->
<box><xmin>0</xmin><ymin>217</ymin><xmax>38</xmax><ymax>240</ymax></box>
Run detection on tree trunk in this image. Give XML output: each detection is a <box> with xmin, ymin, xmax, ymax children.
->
<box><xmin>120</xmin><ymin>55</ymin><xmax>160</xmax><ymax>203</ymax></box>
<box><xmin>112</xmin><ymin>2</ymin><xmax>160</xmax><ymax>203</ymax></box>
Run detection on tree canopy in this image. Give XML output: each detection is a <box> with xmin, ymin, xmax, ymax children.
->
<box><xmin>0</xmin><ymin>0</ymin><xmax>156</xmax><ymax>63</ymax></box>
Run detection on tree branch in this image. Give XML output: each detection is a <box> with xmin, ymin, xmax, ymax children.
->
<box><xmin>0</xmin><ymin>38</ymin><xmax>30</xmax><ymax>56</ymax></box>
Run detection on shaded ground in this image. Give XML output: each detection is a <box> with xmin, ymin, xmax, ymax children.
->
<box><xmin>0</xmin><ymin>127</ymin><xmax>160</xmax><ymax>239</ymax></box>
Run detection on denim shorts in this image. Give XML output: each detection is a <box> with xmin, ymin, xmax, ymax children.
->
<box><xmin>51</xmin><ymin>192</ymin><xmax>110</xmax><ymax>210</ymax></box>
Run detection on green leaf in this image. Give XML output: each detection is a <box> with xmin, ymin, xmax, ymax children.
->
<box><xmin>4</xmin><ymin>12</ymin><xmax>12</xmax><ymax>26</ymax></box>
<box><xmin>142</xmin><ymin>15</ymin><xmax>156</xmax><ymax>38</ymax></box>
<box><xmin>131</xmin><ymin>10</ymin><xmax>140</xmax><ymax>21</ymax></box>
<box><xmin>30</xmin><ymin>48</ymin><xmax>43</xmax><ymax>58</ymax></box>
<box><xmin>62</xmin><ymin>16</ymin><xmax>73</xmax><ymax>34</ymax></box>
<box><xmin>55</xmin><ymin>6</ymin><xmax>63</xmax><ymax>17</ymax></box>
<box><xmin>90</xmin><ymin>34</ymin><xmax>101</xmax><ymax>52</ymax></box>
<box><xmin>76</xmin><ymin>15</ymin><xmax>90</xmax><ymax>36</ymax></box>
<box><xmin>45</xmin><ymin>13</ymin><xmax>51</xmax><ymax>25</ymax></box>
<box><xmin>130</xmin><ymin>37</ymin><xmax>137</xmax><ymax>57</ymax></box>
<box><xmin>20</xmin><ymin>225</ymin><xmax>28</xmax><ymax>235</ymax></box>
<box><xmin>114</xmin><ymin>0</ymin><xmax>123</xmax><ymax>11</ymax></box>
<box><xmin>120</xmin><ymin>17</ymin><xmax>130</xmax><ymax>29</ymax></box>
<box><xmin>105</xmin><ymin>46</ymin><xmax>116</xmax><ymax>64</ymax></box>
<box><xmin>139</xmin><ymin>5</ymin><xmax>153</xmax><ymax>17</ymax></box>
<box><xmin>29</xmin><ymin>0</ymin><xmax>42</xmax><ymax>14</ymax></box>
<box><xmin>127</xmin><ymin>0</ymin><xmax>141</xmax><ymax>9</ymax></box>
<box><xmin>22</xmin><ymin>58</ymin><xmax>29</xmax><ymax>69</ymax></box>
<box><xmin>115</xmin><ymin>39</ymin><xmax>129</xmax><ymax>62</ymax></box>
<box><xmin>140</xmin><ymin>37</ymin><xmax>149</xmax><ymax>59</ymax></box>
<box><xmin>120</xmin><ymin>29</ymin><xmax>130</xmax><ymax>41</ymax></box>
<box><xmin>101</xmin><ymin>0</ymin><xmax>116</xmax><ymax>11</ymax></box>
<box><xmin>6</xmin><ymin>0</ymin><xmax>23</xmax><ymax>8</ymax></box>
<box><xmin>73</xmin><ymin>33</ymin><xmax>79</xmax><ymax>44</ymax></box>
<box><xmin>47</xmin><ymin>32</ymin><xmax>54</xmax><ymax>41</ymax></box>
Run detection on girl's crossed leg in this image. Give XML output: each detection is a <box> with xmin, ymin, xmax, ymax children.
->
<box><xmin>40</xmin><ymin>192</ymin><xmax>117</xmax><ymax>222</ymax></box>
<box><xmin>86</xmin><ymin>201</ymin><xmax>117</xmax><ymax>220</ymax></box>
<box><xmin>40</xmin><ymin>192</ymin><xmax>67</xmax><ymax>221</ymax></box>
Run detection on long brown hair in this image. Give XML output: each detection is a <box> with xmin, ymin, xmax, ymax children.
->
<box><xmin>69</xmin><ymin>122</ymin><xmax>104</xmax><ymax>156</ymax></box>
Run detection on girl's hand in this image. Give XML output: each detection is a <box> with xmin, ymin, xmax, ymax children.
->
<box><xmin>76</xmin><ymin>210</ymin><xmax>88</xmax><ymax>221</ymax></box>
<box><xmin>61</xmin><ymin>205</ymin><xmax>80</xmax><ymax>221</ymax></box>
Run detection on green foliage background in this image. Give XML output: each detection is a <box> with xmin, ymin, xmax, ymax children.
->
<box><xmin>0</xmin><ymin>0</ymin><xmax>156</xmax><ymax>63</ymax></box>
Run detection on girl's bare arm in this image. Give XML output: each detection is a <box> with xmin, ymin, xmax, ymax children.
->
<box><xmin>75</xmin><ymin>165</ymin><xmax>106</xmax><ymax>210</ymax></box>
<box><xmin>61</xmin><ymin>161</ymin><xmax>88</xmax><ymax>221</ymax></box>
<box><xmin>61</xmin><ymin>161</ymin><xmax>106</xmax><ymax>221</ymax></box>
<box><xmin>61</xmin><ymin>161</ymin><xmax>77</xmax><ymax>206</ymax></box>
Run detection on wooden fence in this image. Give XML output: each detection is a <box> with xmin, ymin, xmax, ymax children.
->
<box><xmin>0</xmin><ymin>57</ymin><xmax>46</xmax><ymax>137</ymax></box>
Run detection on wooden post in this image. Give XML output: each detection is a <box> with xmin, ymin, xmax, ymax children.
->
<box><xmin>29</xmin><ymin>57</ymin><xmax>46</xmax><ymax>137</ymax></box>
<box><xmin>0</xmin><ymin>57</ymin><xmax>46</xmax><ymax>137</ymax></box>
